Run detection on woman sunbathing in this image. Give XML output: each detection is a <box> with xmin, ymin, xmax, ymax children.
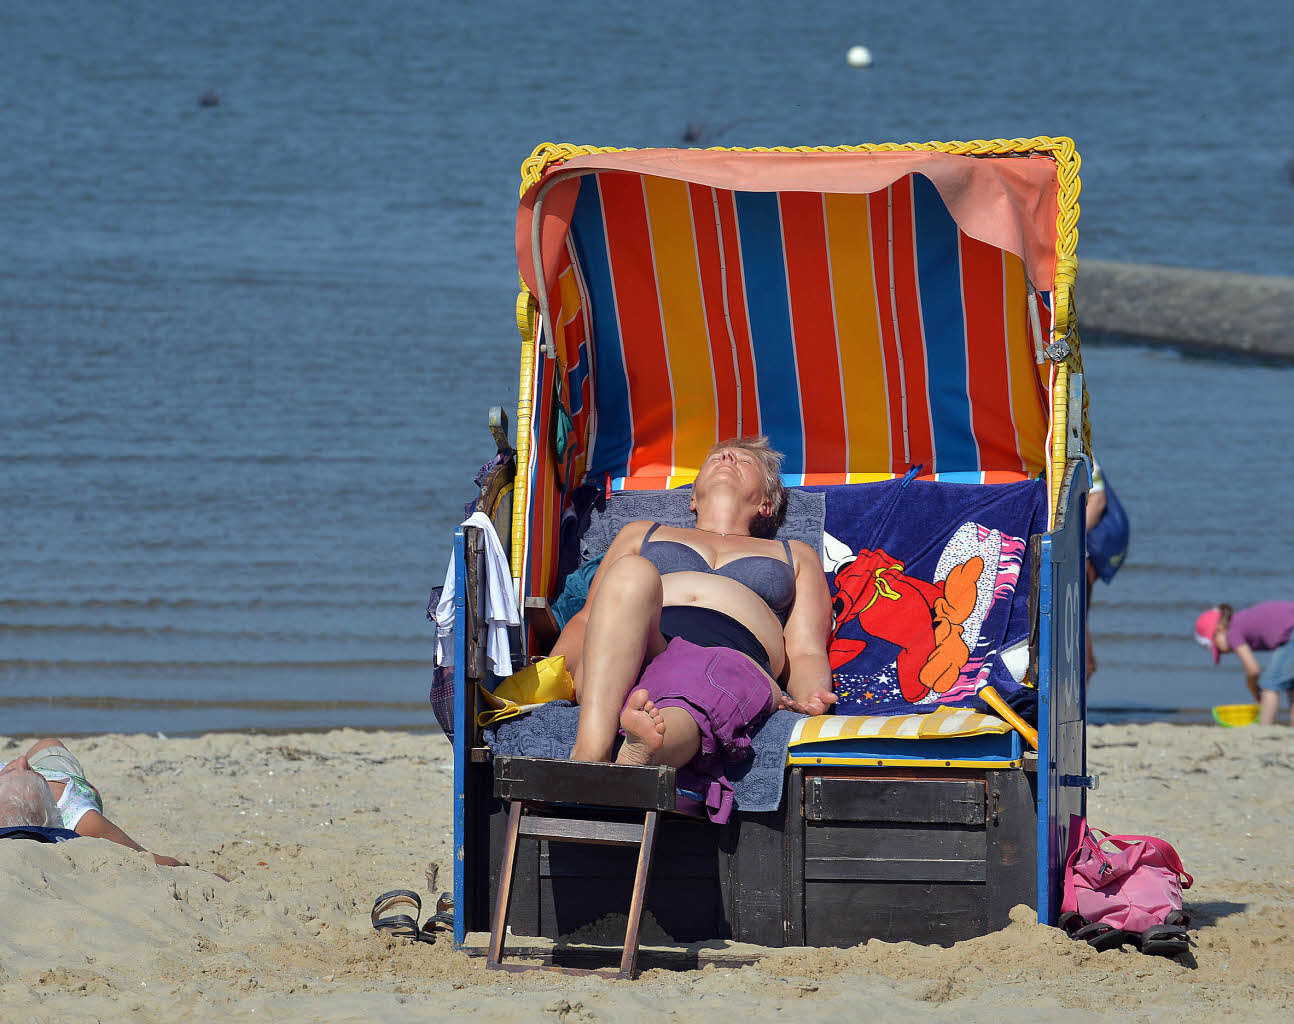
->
<box><xmin>0</xmin><ymin>738</ymin><xmax>186</xmax><ymax>866</ymax></box>
<box><xmin>549</xmin><ymin>437</ymin><xmax>835</xmax><ymax>821</ymax></box>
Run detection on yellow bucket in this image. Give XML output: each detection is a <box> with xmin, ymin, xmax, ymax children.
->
<box><xmin>1211</xmin><ymin>703</ymin><xmax>1259</xmax><ymax>727</ymax></box>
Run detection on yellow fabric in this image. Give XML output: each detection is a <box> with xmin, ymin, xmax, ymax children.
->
<box><xmin>475</xmin><ymin>655</ymin><xmax>575</xmax><ymax>728</ymax></box>
<box><xmin>788</xmin><ymin>705</ymin><xmax>1011</xmax><ymax>746</ymax></box>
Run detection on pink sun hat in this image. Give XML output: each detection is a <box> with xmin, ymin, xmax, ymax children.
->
<box><xmin>1194</xmin><ymin>608</ymin><xmax>1222</xmax><ymax>664</ymax></box>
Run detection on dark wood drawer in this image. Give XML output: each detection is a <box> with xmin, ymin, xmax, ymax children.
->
<box><xmin>805</xmin><ymin>823</ymin><xmax>987</xmax><ymax>883</ymax></box>
<box><xmin>805</xmin><ymin>776</ymin><xmax>986</xmax><ymax>824</ymax></box>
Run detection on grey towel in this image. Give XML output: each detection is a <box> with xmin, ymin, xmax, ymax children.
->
<box><xmin>484</xmin><ymin>703</ymin><xmax>800</xmax><ymax>814</ymax></box>
<box><xmin>580</xmin><ymin>487</ymin><xmax>826</xmax><ymax>564</ymax></box>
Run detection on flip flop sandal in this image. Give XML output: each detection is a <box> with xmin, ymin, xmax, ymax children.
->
<box><xmin>1165</xmin><ymin>909</ymin><xmax>1191</xmax><ymax>929</ymax></box>
<box><xmin>1139</xmin><ymin>924</ymin><xmax>1190</xmax><ymax>957</ymax></box>
<box><xmin>1057</xmin><ymin>911</ymin><xmax>1085</xmax><ymax>935</ymax></box>
<box><xmin>372</xmin><ymin>889</ymin><xmax>422</xmax><ymax>940</ymax></box>
<box><xmin>1071</xmin><ymin>921</ymin><xmax>1135</xmax><ymax>951</ymax></box>
<box><xmin>420</xmin><ymin>892</ymin><xmax>454</xmax><ymax>941</ymax></box>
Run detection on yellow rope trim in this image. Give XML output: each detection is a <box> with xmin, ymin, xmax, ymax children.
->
<box><xmin>511</xmin><ymin>282</ymin><xmax>537</xmax><ymax>584</ymax></box>
<box><xmin>516</xmin><ymin>137</ymin><xmax>1087</xmax><ymax>534</ymax></box>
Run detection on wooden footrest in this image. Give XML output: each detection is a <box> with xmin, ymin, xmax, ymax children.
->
<box><xmin>494</xmin><ymin>755</ymin><xmax>683</xmax><ymax>810</ymax></box>
<box><xmin>488</xmin><ymin>800</ymin><xmax>660</xmax><ymax>979</ymax></box>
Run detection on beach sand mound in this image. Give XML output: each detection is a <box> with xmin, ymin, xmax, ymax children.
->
<box><xmin>1</xmin><ymin>725</ymin><xmax>1291</xmax><ymax>1021</ymax></box>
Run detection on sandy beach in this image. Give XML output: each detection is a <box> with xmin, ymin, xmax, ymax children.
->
<box><xmin>2</xmin><ymin>723</ymin><xmax>1291</xmax><ymax>1022</ymax></box>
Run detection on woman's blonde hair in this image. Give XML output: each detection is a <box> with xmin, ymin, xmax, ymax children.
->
<box><xmin>704</xmin><ymin>436</ymin><xmax>787</xmax><ymax>538</ymax></box>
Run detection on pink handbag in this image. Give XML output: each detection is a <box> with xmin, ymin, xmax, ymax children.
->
<box><xmin>1060</xmin><ymin>818</ymin><xmax>1193</xmax><ymax>954</ymax></box>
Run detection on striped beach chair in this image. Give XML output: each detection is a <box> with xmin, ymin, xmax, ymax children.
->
<box><xmin>450</xmin><ymin>140</ymin><xmax>1095</xmax><ymax>965</ymax></box>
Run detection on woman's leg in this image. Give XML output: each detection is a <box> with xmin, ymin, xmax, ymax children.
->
<box><xmin>25</xmin><ymin>738</ymin><xmax>69</xmax><ymax>759</ymax></box>
<box><xmin>569</xmin><ymin>555</ymin><xmax>668</xmax><ymax>762</ymax></box>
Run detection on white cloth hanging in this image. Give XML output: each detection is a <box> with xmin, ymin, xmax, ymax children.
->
<box><xmin>435</xmin><ymin>512</ymin><xmax>520</xmax><ymax>676</ymax></box>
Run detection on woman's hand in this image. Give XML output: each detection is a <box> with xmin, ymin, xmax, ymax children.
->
<box><xmin>778</xmin><ymin>685</ymin><xmax>837</xmax><ymax>716</ymax></box>
<box><xmin>152</xmin><ymin>853</ymin><xmax>188</xmax><ymax>868</ymax></box>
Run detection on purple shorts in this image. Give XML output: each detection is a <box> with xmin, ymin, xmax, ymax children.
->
<box><xmin>622</xmin><ymin>637</ymin><xmax>776</xmax><ymax>823</ymax></box>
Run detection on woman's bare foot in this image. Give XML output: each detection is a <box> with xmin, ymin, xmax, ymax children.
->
<box><xmin>615</xmin><ymin>689</ymin><xmax>666</xmax><ymax>766</ymax></box>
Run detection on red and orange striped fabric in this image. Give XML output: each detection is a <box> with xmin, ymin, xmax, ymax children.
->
<box><xmin>516</xmin><ymin>152</ymin><xmax>1060</xmax><ymax>602</ymax></box>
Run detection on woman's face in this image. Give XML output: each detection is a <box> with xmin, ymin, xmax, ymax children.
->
<box><xmin>693</xmin><ymin>447</ymin><xmax>770</xmax><ymax>515</ymax></box>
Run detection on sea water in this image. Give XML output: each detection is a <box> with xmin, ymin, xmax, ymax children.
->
<box><xmin>2</xmin><ymin>0</ymin><xmax>1292</xmax><ymax>733</ymax></box>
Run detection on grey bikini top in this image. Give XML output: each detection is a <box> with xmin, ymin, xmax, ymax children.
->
<box><xmin>638</xmin><ymin>522</ymin><xmax>796</xmax><ymax>625</ymax></box>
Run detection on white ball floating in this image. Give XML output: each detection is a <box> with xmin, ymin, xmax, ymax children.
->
<box><xmin>846</xmin><ymin>45</ymin><xmax>873</xmax><ymax>69</ymax></box>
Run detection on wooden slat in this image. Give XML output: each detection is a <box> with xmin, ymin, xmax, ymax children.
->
<box><xmin>462</xmin><ymin>934</ymin><xmax>759</xmax><ymax>972</ymax></box>
<box><xmin>620</xmin><ymin>812</ymin><xmax>658</xmax><ymax>977</ymax></box>
<box><xmin>465</xmin><ymin>528</ymin><xmax>488</xmax><ymax>680</ymax></box>
<box><xmin>806</xmin><ymin>856</ymin><xmax>986</xmax><ymax>883</ymax></box>
<box><xmin>985</xmin><ymin>767</ymin><xmax>1038</xmax><ymax>931</ymax></box>
<box><xmin>518</xmin><ymin>816</ymin><xmax>645</xmax><ymax>846</ymax></box>
<box><xmin>805</xmin><ymin>823</ymin><xmax>986</xmax><ymax>865</ymax></box>
<box><xmin>523</xmin><ymin>597</ymin><xmax>560</xmax><ymax>654</ymax></box>
<box><xmin>487</xmin><ymin>802</ymin><xmax>523</xmax><ymax>965</ymax></box>
<box><xmin>783</xmin><ymin>767</ymin><xmax>805</xmax><ymax>945</ymax></box>
<box><xmin>494</xmin><ymin>755</ymin><xmax>678</xmax><ymax>810</ymax></box>
<box><xmin>804</xmin><ymin>881</ymin><xmax>987</xmax><ymax>947</ymax></box>
<box><xmin>805</xmin><ymin>777</ymin><xmax>985</xmax><ymax>824</ymax></box>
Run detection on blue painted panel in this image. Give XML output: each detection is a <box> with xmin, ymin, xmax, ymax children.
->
<box><xmin>1035</xmin><ymin>464</ymin><xmax>1090</xmax><ymax>924</ymax></box>
<box><xmin>451</xmin><ymin>528</ymin><xmax>468</xmax><ymax>948</ymax></box>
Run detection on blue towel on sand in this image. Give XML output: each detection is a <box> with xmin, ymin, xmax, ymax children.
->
<box><xmin>485</xmin><ymin>704</ymin><xmax>800</xmax><ymax>814</ymax></box>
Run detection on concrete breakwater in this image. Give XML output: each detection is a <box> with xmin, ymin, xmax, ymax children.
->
<box><xmin>1078</xmin><ymin>260</ymin><xmax>1294</xmax><ymax>360</ymax></box>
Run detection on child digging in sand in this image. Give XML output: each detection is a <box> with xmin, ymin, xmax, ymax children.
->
<box><xmin>1195</xmin><ymin>601</ymin><xmax>1294</xmax><ymax>726</ymax></box>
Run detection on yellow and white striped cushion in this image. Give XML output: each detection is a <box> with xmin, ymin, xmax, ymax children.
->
<box><xmin>788</xmin><ymin>706</ymin><xmax>1011</xmax><ymax>746</ymax></box>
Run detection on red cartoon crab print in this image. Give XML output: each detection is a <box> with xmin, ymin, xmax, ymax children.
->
<box><xmin>826</xmin><ymin>545</ymin><xmax>985</xmax><ymax>703</ymax></box>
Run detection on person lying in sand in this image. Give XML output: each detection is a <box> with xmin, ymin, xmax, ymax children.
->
<box><xmin>0</xmin><ymin>738</ymin><xmax>187</xmax><ymax>866</ymax></box>
<box><xmin>548</xmin><ymin>436</ymin><xmax>835</xmax><ymax>822</ymax></box>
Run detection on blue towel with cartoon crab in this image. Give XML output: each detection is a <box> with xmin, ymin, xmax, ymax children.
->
<box><xmin>805</xmin><ymin>477</ymin><xmax>1048</xmax><ymax>717</ymax></box>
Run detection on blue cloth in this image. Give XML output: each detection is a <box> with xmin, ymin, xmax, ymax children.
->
<box><xmin>484</xmin><ymin>703</ymin><xmax>800</xmax><ymax>814</ymax></box>
<box><xmin>0</xmin><ymin>826</ymin><xmax>81</xmax><ymax>843</ymax></box>
<box><xmin>807</xmin><ymin>477</ymin><xmax>1048</xmax><ymax>717</ymax></box>
<box><xmin>578</xmin><ymin>486</ymin><xmax>826</xmax><ymax>564</ymax></box>
<box><xmin>550</xmin><ymin>555</ymin><xmax>603</xmax><ymax>629</ymax></box>
<box><xmin>1259</xmin><ymin>639</ymin><xmax>1294</xmax><ymax>693</ymax></box>
<box><xmin>1088</xmin><ymin>473</ymin><xmax>1129</xmax><ymax>584</ymax></box>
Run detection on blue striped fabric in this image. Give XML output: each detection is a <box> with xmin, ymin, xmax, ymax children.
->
<box><xmin>912</xmin><ymin>175</ymin><xmax>978</xmax><ymax>473</ymax></box>
<box><xmin>733</xmin><ymin>191</ymin><xmax>805</xmax><ymax>474</ymax></box>
<box><xmin>569</xmin><ymin>178</ymin><xmax>632</xmax><ymax>481</ymax></box>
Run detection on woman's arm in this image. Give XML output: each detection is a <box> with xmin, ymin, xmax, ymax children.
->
<box><xmin>75</xmin><ymin>809</ymin><xmax>188</xmax><ymax>867</ymax></box>
<box><xmin>548</xmin><ymin>521</ymin><xmax>654</xmax><ymax>689</ymax></box>
<box><xmin>1085</xmin><ymin>489</ymin><xmax>1107</xmax><ymax>532</ymax></box>
<box><xmin>779</xmin><ymin>540</ymin><xmax>838</xmax><ymax>715</ymax></box>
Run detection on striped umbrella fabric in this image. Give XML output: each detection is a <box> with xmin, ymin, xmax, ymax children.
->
<box><xmin>568</xmin><ymin>171</ymin><xmax>1051</xmax><ymax>487</ymax></box>
<box><xmin>519</xmin><ymin>162</ymin><xmax>1057</xmax><ymax>603</ymax></box>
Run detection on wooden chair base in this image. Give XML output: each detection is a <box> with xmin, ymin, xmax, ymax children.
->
<box><xmin>487</xmin><ymin>800</ymin><xmax>660</xmax><ymax>979</ymax></box>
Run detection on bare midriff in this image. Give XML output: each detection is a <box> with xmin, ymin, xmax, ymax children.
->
<box><xmin>660</xmin><ymin>571</ymin><xmax>788</xmax><ymax>687</ymax></box>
